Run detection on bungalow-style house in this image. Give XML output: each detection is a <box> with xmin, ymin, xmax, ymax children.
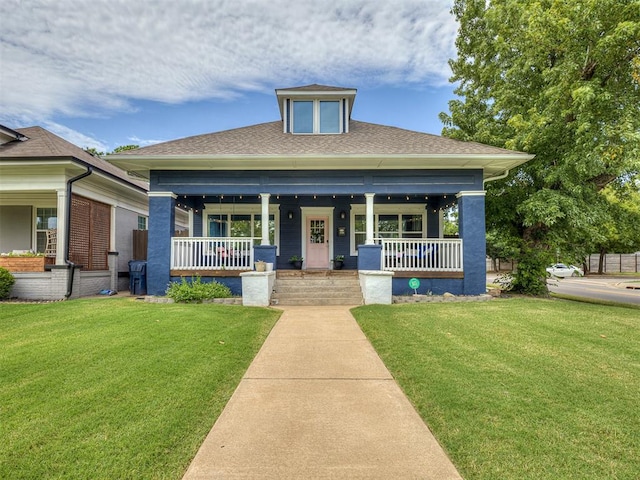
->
<box><xmin>109</xmin><ymin>84</ymin><xmax>533</xmax><ymax>303</ymax></box>
<box><xmin>0</xmin><ymin>124</ymin><xmax>188</xmax><ymax>300</ymax></box>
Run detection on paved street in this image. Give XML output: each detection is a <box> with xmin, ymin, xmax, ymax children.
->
<box><xmin>547</xmin><ymin>275</ymin><xmax>640</xmax><ymax>306</ymax></box>
<box><xmin>487</xmin><ymin>274</ymin><xmax>640</xmax><ymax>306</ymax></box>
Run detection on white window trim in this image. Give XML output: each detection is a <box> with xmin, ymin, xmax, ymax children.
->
<box><xmin>202</xmin><ymin>203</ymin><xmax>280</xmax><ymax>249</ymax></box>
<box><xmin>290</xmin><ymin>99</ymin><xmax>344</xmax><ymax>134</ymax></box>
<box><xmin>349</xmin><ymin>204</ymin><xmax>427</xmax><ymax>256</ymax></box>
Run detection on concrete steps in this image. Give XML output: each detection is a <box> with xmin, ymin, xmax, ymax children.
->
<box><xmin>272</xmin><ymin>270</ymin><xmax>363</xmax><ymax>306</ymax></box>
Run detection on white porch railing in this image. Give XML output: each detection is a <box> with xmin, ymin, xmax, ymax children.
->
<box><xmin>171</xmin><ymin>237</ymin><xmax>255</xmax><ymax>270</ymax></box>
<box><xmin>378</xmin><ymin>238</ymin><xmax>463</xmax><ymax>272</ymax></box>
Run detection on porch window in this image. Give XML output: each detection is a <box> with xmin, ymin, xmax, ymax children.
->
<box><xmin>36</xmin><ymin>207</ymin><xmax>57</xmax><ymax>253</ymax></box>
<box><xmin>351</xmin><ymin>206</ymin><xmax>426</xmax><ymax>254</ymax></box>
<box><xmin>207</xmin><ymin>212</ymin><xmax>276</xmax><ymax>246</ymax></box>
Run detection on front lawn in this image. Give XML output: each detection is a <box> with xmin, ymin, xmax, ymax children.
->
<box><xmin>0</xmin><ymin>298</ymin><xmax>280</xmax><ymax>479</ymax></box>
<box><xmin>352</xmin><ymin>298</ymin><xmax>640</xmax><ymax>480</ymax></box>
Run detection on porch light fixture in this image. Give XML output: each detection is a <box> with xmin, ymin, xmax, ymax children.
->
<box><xmin>288</xmin><ymin>210</ymin><xmax>294</xmax><ymax>220</ymax></box>
<box><xmin>339</xmin><ymin>210</ymin><xmax>346</xmax><ymax>220</ymax></box>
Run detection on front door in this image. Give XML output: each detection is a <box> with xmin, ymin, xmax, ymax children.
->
<box><xmin>306</xmin><ymin>217</ymin><xmax>329</xmax><ymax>268</ymax></box>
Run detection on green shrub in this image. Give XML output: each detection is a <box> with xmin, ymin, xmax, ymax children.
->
<box><xmin>0</xmin><ymin>267</ymin><xmax>16</xmax><ymax>299</ymax></box>
<box><xmin>165</xmin><ymin>276</ymin><xmax>232</xmax><ymax>303</ymax></box>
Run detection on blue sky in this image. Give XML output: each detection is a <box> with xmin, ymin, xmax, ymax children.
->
<box><xmin>1</xmin><ymin>0</ymin><xmax>458</xmax><ymax>153</ymax></box>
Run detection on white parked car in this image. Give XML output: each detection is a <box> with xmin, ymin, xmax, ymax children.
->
<box><xmin>546</xmin><ymin>263</ymin><xmax>584</xmax><ymax>278</ymax></box>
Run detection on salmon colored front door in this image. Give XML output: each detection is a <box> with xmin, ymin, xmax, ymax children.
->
<box><xmin>306</xmin><ymin>217</ymin><xmax>329</xmax><ymax>268</ymax></box>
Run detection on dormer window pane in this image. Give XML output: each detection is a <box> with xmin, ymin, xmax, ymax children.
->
<box><xmin>293</xmin><ymin>101</ymin><xmax>313</xmax><ymax>133</ymax></box>
<box><xmin>319</xmin><ymin>101</ymin><xmax>340</xmax><ymax>133</ymax></box>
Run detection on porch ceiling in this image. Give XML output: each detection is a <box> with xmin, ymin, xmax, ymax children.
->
<box><xmin>108</xmin><ymin>153</ymin><xmax>534</xmax><ymax>182</ymax></box>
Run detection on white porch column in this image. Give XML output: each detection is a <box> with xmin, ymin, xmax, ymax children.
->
<box><xmin>365</xmin><ymin>193</ymin><xmax>375</xmax><ymax>245</ymax></box>
<box><xmin>55</xmin><ymin>189</ymin><xmax>66</xmax><ymax>265</ymax></box>
<box><xmin>260</xmin><ymin>193</ymin><xmax>270</xmax><ymax>245</ymax></box>
<box><xmin>110</xmin><ymin>205</ymin><xmax>117</xmax><ymax>251</ymax></box>
<box><xmin>188</xmin><ymin>209</ymin><xmax>194</xmax><ymax>235</ymax></box>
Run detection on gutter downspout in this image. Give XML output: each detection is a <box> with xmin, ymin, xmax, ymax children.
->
<box><xmin>483</xmin><ymin>169</ymin><xmax>510</xmax><ymax>188</ymax></box>
<box><xmin>64</xmin><ymin>167</ymin><xmax>93</xmax><ymax>298</ymax></box>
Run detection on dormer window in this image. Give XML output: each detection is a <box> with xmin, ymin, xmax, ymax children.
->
<box><xmin>288</xmin><ymin>99</ymin><xmax>345</xmax><ymax>134</ymax></box>
<box><xmin>293</xmin><ymin>101</ymin><xmax>313</xmax><ymax>133</ymax></box>
<box><xmin>276</xmin><ymin>84</ymin><xmax>357</xmax><ymax>135</ymax></box>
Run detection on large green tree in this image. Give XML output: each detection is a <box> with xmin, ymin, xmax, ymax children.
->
<box><xmin>591</xmin><ymin>180</ymin><xmax>640</xmax><ymax>273</ymax></box>
<box><xmin>441</xmin><ymin>0</ymin><xmax>640</xmax><ymax>294</ymax></box>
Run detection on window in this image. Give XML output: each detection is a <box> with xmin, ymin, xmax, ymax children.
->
<box><xmin>377</xmin><ymin>214</ymin><xmax>399</xmax><ymax>239</ymax></box>
<box><xmin>354</xmin><ymin>214</ymin><xmax>366</xmax><ymax>248</ymax></box>
<box><xmin>319</xmin><ymin>101</ymin><xmax>340</xmax><ymax>133</ymax></box>
<box><xmin>36</xmin><ymin>207</ymin><xmax>57</xmax><ymax>253</ymax></box>
<box><xmin>350</xmin><ymin>206</ymin><xmax>426</xmax><ymax>254</ymax></box>
<box><xmin>290</xmin><ymin>99</ymin><xmax>344</xmax><ymax>134</ymax></box>
<box><xmin>293</xmin><ymin>101</ymin><xmax>313</xmax><ymax>133</ymax></box>
<box><xmin>402</xmin><ymin>214</ymin><xmax>423</xmax><ymax>238</ymax></box>
<box><xmin>206</xmin><ymin>213</ymin><xmax>276</xmax><ymax>246</ymax></box>
<box><xmin>204</xmin><ymin>203</ymin><xmax>280</xmax><ymax>249</ymax></box>
<box><xmin>137</xmin><ymin>215</ymin><xmax>147</xmax><ymax>230</ymax></box>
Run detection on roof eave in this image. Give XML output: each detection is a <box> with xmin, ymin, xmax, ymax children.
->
<box><xmin>0</xmin><ymin>156</ymin><xmax>148</xmax><ymax>192</ymax></box>
<box><xmin>107</xmin><ymin>153</ymin><xmax>535</xmax><ymax>181</ymax></box>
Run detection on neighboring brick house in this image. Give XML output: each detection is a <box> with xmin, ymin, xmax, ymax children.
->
<box><xmin>109</xmin><ymin>84</ymin><xmax>534</xmax><ymax>301</ymax></box>
<box><xmin>0</xmin><ymin>124</ymin><xmax>188</xmax><ymax>299</ymax></box>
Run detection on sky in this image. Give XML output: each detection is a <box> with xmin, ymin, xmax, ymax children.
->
<box><xmin>1</xmin><ymin>0</ymin><xmax>459</xmax><ymax>154</ymax></box>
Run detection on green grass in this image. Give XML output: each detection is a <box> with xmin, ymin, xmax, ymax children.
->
<box><xmin>0</xmin><ymin>298</ymin><xmax>280</xmax><ymax>479</ymax></box>
<box><xmin>352</xmin><ymin>298</ymin><xmax>640</xmax><ymax>480</ymax></box>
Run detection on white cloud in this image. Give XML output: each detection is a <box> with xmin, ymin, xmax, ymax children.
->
<box><xmin>0</xmin><ymin>0</ymin><xmax>457</xmax><ymax>125</ymax></box>
<box><xmin>127</xmin><ymin>135</ymin><xmax>164</xmax><ymax>147</ymax></box>
<box><xmin>43</xmin><ymin>121</ymin><xmax>109</xmax><ymax>153</ymax></box>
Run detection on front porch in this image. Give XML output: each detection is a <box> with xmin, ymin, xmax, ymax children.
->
<box><xmin>146</xmin><ymin>172</ymin><xmax>488</xmax><ymax>299</ymax></box>
<box><xmin>171</xmin><ymin>232</ymin><xmax>464</xmax><ymax>301</ymax></box>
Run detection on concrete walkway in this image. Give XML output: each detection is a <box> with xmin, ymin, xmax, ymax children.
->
<box><xmin>182</xmin><ymin>306</ymin><xmax>462</xmax><ymax>479</ymax></box>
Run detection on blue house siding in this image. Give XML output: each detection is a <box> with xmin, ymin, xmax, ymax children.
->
<box><xmin>458</xmin><ymin>192</ymin><xmax>486</xmax><ymax>295</ymax></box>
<box><xmin>150</xmin><ymin>169</ymin><xmax>484</xmax><ymax>196</ymax></box>
<box><xmin>392</xmin><ymin>277</ymin><xmax>464</xmax><ymax>296</ymax></box>
<box><xmin>148</xmin><ymin>194</ymin><xmax>176</xmax><ymax>296</ymax></box>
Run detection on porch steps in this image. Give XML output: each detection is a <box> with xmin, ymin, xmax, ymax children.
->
<box><xmin>271</xmin><ymin>270</ymin><xmax>363</xmax><ymax>306</ymax></box>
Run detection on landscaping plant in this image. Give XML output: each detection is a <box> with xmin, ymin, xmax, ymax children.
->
<box><xmin>166</xmin><ymin>276</ymin><xmax>232</xmax><ymax>302</ymax></box>
<box><xmin>0</xmin><ymin>266</ymin><xmax>15</xmax><ymax>299</ymax></box>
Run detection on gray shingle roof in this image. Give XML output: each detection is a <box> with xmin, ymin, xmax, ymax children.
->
<box><xmin>117</xmin><ymin>120</ymin><xmax>520</xmax><ymax>157</ymax></box>
<box><xmin>276</xmin><ymin>84</ymin><xmax>356</xmax><ymax>92</ymax></box>
<box><xmin>0</xmin><ymin>126</ymin><xmax>148</xmax><ymax>190</ymax></box>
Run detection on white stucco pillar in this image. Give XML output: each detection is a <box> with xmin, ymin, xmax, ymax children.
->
<box><xmin>260</xmin><ymin>193</ymin><xmax>270</xmax><ymax>245</ymax></box>
<box><xmin>365</xmin><ymin>193</ymin><xmax>375</xmax><ymax>245</ymax></box>
<box><xmin>55</xmin><ymin>189</ymin><xmax>66</xmax><ymax>265</ymax></box>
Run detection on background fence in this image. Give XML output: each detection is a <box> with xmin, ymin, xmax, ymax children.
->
<box><xmin>487</xmin><ymin>254</ymin><xmax>640</xmax><ymax>274</ymax></box>
<box><xmin>588</xmin><ymin>253</ymin><xmax>640</xmax><ymax>274</ymax></box>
